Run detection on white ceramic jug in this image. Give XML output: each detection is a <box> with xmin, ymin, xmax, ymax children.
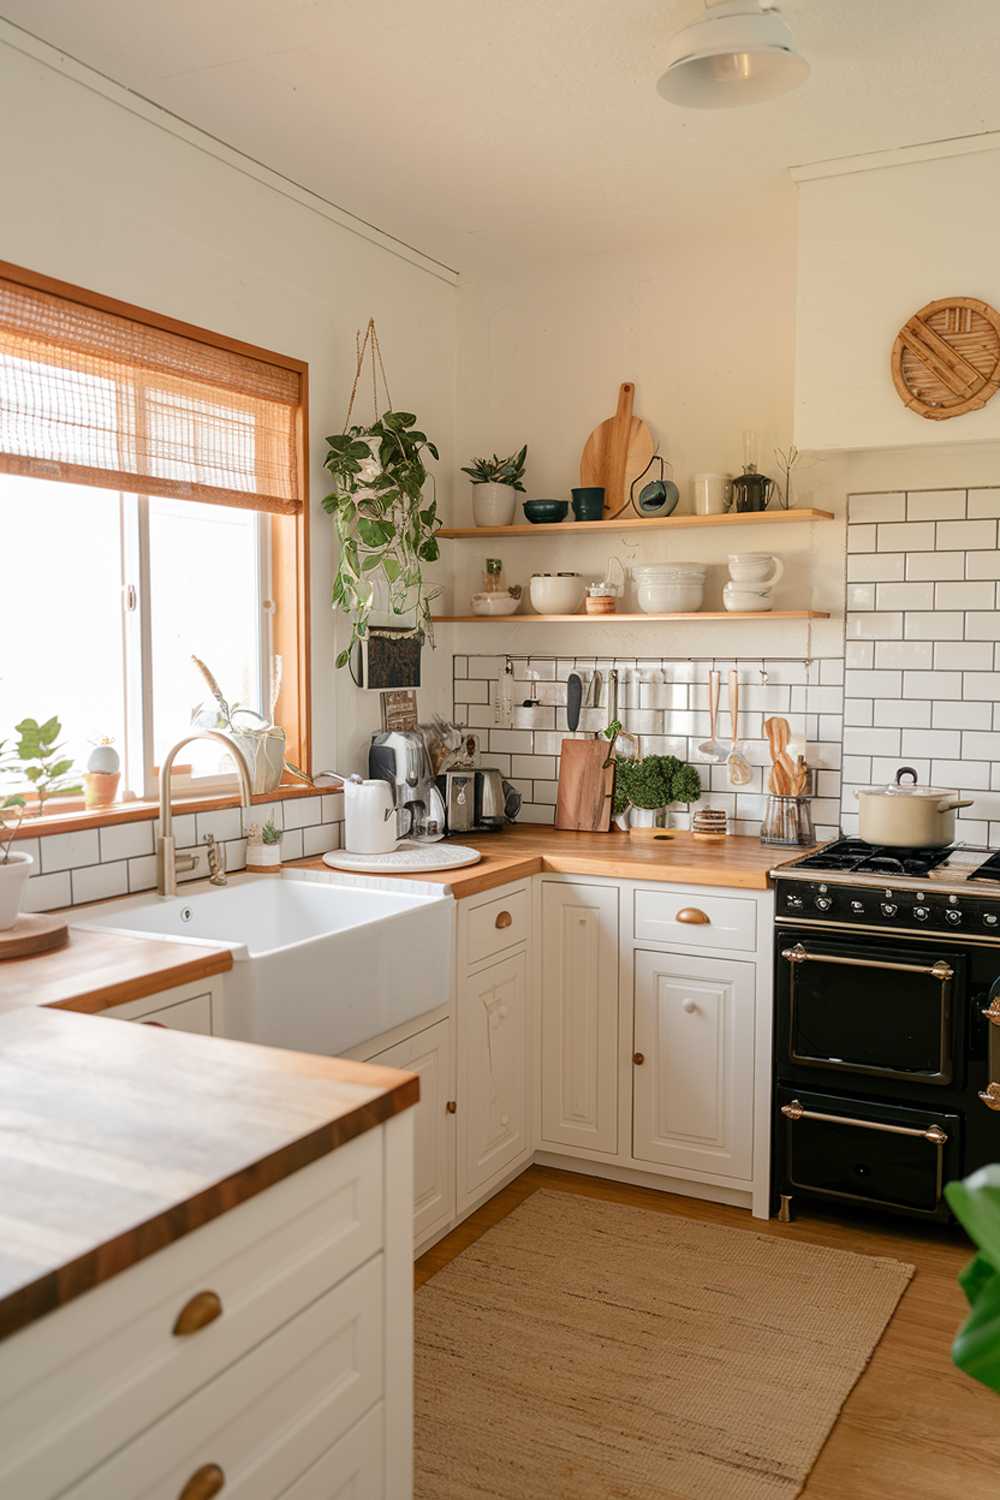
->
<box><xmin>727</xmin><ymin>552</ymin><xmax>784</xmax><ymax>587</ymax></box>
<box><xmin>343</xmin><ymin>776</ymin><xmax>412</xmax><ymax>854</ymax></box>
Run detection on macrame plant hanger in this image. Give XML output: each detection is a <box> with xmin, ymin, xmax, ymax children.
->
<box><xmin>344</xmin><ymin>318</ymin><xmax>393</xmax><ymax>430</ymax></box>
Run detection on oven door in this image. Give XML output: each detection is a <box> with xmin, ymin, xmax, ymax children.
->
<box><xmin>777</xmin><ymin>1087</ymin><xmax>960</xmax><ymax>1219</ymax></box>
<box><xmin>777</xmin><ymin>933</ymin><xmax>962</xmax><ymax>1086</ymax></box>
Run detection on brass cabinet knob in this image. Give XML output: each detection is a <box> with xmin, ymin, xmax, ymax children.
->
<box><xmin>980</xmin><ymin>1082</ymin><xmax>1000</xmax><ymax>1112</ymax></box>
<box><xmin>179</xmin><ymin>1464</ymin><xmax>225</xmax><ymax>1500</ymax></box>
<box><xmin>495</xmin><ymin>910</ymin><xmax>513</xmax><ymax>929</ymax></box>
<box><xmin>633</xmin><ymin>1052</ymin><xmax>645</xmax><ymax>1065</ymax></box>
<box><xmin>676</xmin><ymin>907</ymin><xmax>710</xmax><ymax>925</ymax></box>
<box><xmin>446</xmin><ymin>1099</ymin><xmax>457</xmax><ymax>1114</ymax></box>
<box><xmin>173</xmin><ymin>1290</ymin><xmax>223</xmax><ymax>1337</ymax></box>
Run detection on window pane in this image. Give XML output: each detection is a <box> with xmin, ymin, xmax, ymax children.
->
<box><xmin>149</xmin><ymin>497</ymin><xmax>263</xmax><ymax>780</ymax></box>
<box><xmin>0</xmin><ymin>474</ymin><xmax>125</xmax><ymax>788</ymax></box>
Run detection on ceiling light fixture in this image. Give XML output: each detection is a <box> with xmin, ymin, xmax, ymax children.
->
<box><xmin>657</xmin><ymin>0</ymin><xmax>809</xmax><ymax>109</ymax></box>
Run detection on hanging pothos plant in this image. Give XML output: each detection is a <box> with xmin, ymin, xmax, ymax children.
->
<box><xmin>323</xmin><ymin>321</ymin><xmax>442</xmax><ymax>669</ymax></box>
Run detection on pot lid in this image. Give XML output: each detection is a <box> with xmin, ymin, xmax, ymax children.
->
<box><xmin>858</xmin><ymin>766</ymin><xmax>954</xmax><ymax>799</ymax></box>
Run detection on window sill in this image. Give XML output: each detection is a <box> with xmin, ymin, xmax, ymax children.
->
<box><xmin>10</xmin><ymin>780</ymin><xmax>343</xmax><ymax>842</ymax></box>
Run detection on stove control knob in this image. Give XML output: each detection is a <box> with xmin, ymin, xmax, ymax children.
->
<box><xmin>850</xmin><ymin>900</ymin><xmax>865</xmax><ymax>914</ymax></box>
<box><xmin>785</xmin><ymin>893</ymin><xmax>804</xmax><ymax>910</ymax></box>
<box><xmin>945</xmin><ymin>909</ymin><xmax>963</xmax><ymax>926</ymax></box>
<box><xmin>814</xmin><ymin>896</ymin><xmax>832</xmax><ymax>912</ymax></box>
<box><xmin>881</xmin><ymin>902</ymin><xmax>898</xmax><ymax>918</ymax></box>
<box><xmin>913</xmin><ymin>906</ymin><xmax>930</xmax><ymax>922</ymax></box>
<box><xmin>985</xmin><ymin>913</ymin><xmax>999</xmax><ymax>928</ymax></box>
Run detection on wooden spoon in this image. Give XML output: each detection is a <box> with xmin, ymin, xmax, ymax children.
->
<box><xmin>727</xmin><ymin>671</ymin><xmax>752</xmax><ymax>786</ymax></box>
<box><xmin>764</xmin><ymin>717</ymin><xmax>796</xmax><ymax>795</ymax></box>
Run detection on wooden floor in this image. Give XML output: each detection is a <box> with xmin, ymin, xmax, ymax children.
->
<box><xmin>416</xmin><ymin>1166</ymin><xmax>1000</xmax><ymax>1500</ymax></box>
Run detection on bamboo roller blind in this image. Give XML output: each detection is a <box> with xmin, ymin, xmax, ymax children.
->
<box><xmin>0</xmin><ymin>272</ymin><xmax>304</xmax><ymax>514</ymax></box>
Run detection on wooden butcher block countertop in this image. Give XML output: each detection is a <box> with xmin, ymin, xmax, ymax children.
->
<box><xmin>0</xmin><ymin>1006</ymin><xmax>417</xmax><ymax>1340</ymax></box>
<box><xmin>295</xmin><ymin>825</ymin><xmax>803</xmax><ymax>897</ymax></box>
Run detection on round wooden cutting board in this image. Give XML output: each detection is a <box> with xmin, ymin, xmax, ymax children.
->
<box><xmin>0</xmin><ymin>912</ymin><xmax>69</xmax><ymax>960</ymax></box>
<box><xmin>892</xmin><ymin>296</ymin><xmax>1000</xmax><ymax>420</ymax></box>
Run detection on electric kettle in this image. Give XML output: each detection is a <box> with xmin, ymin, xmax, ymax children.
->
<box><xmin>343</xmin><ymin>776</ymin><xmax>412</xmax><ymax>854</ymax></box>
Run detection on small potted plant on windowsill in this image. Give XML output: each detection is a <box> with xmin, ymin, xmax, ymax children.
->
<box><xmin>462</xmin><ymin>445</ymin><xmax>528</xmax><ymax>527</ymax></box>
<box><xmin>246</xmin><ymin>817</ymin><xmax>282</xmax><ymax>872</ymax></box>
<box><xmin>0</xmin><ymin>767</ymin><xmax>29</xmax><ymax>931</ymax></box>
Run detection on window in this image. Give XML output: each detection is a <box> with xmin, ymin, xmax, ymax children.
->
<box><xmin>0</xmin><ymin>262</ymin><xmax>309</xmax><ymax>810</ymax></box>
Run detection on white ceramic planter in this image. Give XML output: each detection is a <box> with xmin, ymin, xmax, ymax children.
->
<box><xmin>626</xmin><ymin>806</ymin><xmax>670</xmax><ymax>830</ymax></box>
<box><xmin>472</xmin><ymin>483</ymin><xmax>518</xmax><ymax>527</ymax></box>
<box><xmin>0</xmin><ymin>850</ymin><xmax>33</xmax><ymax>929</ymax></box>
<box><xmin>246</xmin><ymin>842</ymin><xmax>282</xmax><ymax>869</ymax></box>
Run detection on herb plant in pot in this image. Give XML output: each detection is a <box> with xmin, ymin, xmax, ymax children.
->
<box><xmin>246</xmin><ymin>817</ymin><xmax>282</xmax><ymax>871</ymax></box>
<box><xmin>613</xmin><ymin>754</ymin><xmax>702</xmax><ymax>832</ymax></box>
<box><xmin>462</xmin><ymin>446</ymin><xmax>528</xmax><ymax>527</ymax></box>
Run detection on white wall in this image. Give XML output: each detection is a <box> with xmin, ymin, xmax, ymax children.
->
<box><xmin>452</xmin><ymin>192</ymin><xmax>845</xmax><ymax>661</ymax></box>
<box><xmin>0</xmin><ymin>35</ymin><xmax>458</xmax><ymax>777</ymax></box>
<box><xmin>796</xmin><ymin>145</ymin><xmax>1000</xmax><ymax>452</ymax></box>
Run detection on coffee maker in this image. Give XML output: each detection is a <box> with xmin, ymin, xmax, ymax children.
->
<box><xmin>368</xmin><ymin>730</ymin><xmax>445</xmax><ymax>841</ymax></box>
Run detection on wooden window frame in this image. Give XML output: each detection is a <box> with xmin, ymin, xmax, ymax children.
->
<box><xmin>0</xmin><ymin>261</ymin><xmax>312</xmax><ymax>824</ymax></box>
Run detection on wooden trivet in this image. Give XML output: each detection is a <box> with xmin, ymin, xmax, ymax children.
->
<box><xmin>892</xmin><ymin>296</ymin><xmax>1000</xmax><ymax>420</ymax></box>
<box><xmin>0</xmin><ymin>912</ymin><xmax>69</xmax><ymax>959</ymax></box>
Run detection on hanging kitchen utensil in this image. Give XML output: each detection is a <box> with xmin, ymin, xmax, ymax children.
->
<box><xmin>698</xmin><ymin>669</ymin><xmax>726</xmax><ymax>761</ymax></box>
<box><xmin>566</xmin><ymin>671</ymin><xmax>584</xmax><ymax>734</ymax></box>
<box><xmin>727</xmin><ymin>670</ymin><xmax>752</xmax><ymax>786</ymax></box>
<box><xmin>580</xmin><ymin>383</ymin><xmax>655</xmax><ymax>518</ymax></box>
<box><xmin>629</xmin><ymin>454</ymin><xmax>680</xmax><ymax>517</ymax></box>
<box><xmin>555</xmin><ymin>739</ymin><xmax>616</xmax><ymax>831</ymax></box>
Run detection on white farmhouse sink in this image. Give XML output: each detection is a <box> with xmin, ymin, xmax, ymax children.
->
<box><xmin>76</xmin><ymin>870</ymin><xmax>454</xmax><ymax>1056</ymax></box>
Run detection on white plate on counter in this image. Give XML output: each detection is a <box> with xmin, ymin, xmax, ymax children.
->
<box><xmin>322</xmin><ymin>842</ymin><xmax>482</xmax><ymax>875</ymax></box>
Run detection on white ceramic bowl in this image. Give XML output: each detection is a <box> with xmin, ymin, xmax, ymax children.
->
<box><xmin>472</xmin><ymin>483</ymin><xmax>517</xmax><ymax>527</ymax></box>
<box><xmin>472</xmin><ymin>591</ymin><xmax>520</xmax><ymax>616</ymax></box>
<box><xmin>631</xmin><ymin>563</ymin><xmax>705</xmax><ymax>614</ymax></box>
<box><xmin>529</xmin><ymin>573</ymin><xmax>585</xmax><ymax>615</ymax></box>
<box><xmin>723</xmin><ymin>580</ymin><xmax>774</xmax><ymax>613</ymax></box>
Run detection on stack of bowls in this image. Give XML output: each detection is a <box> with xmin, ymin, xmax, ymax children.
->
<box><xmin>631</xmin><ymin>563</ymin><xmax>706</xmax><ymax>614</ymax></box>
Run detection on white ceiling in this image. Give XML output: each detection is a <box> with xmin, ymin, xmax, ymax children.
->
<box><xmin>5</xmin><ymin>0</ymin><xmax>1000</xmax><ymax>273</ymax></box>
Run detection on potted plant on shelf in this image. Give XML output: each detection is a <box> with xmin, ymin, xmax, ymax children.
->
<box><xmin>613</xmin><ymin>753</ymin><xmax>702</xmax><ymax>832</ymax></box>
<box><xmin>461</xmin><ymin>445</ymin><xmax>528</xmax><ymax>527</ymax></box>
<box><xmin>324</xmin><ymin>410</ymin><xmax>442</xmax><ymax>669</ymax></box>
<box><xmin>246</xmin><ymin>816</ymin><xmax>282</xmax><ymax>871</ymax></box>
<box><xmin>0</xmin><ymin>738</ymin><xmax>28</xmax><ymax>931</ymax></box>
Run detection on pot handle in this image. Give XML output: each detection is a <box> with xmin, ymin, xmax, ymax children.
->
<box><xmin>937</xmin><ymin>797</ymin><xmax>975</xmax><ymax>812</ymax></box>
<box><xmin>895</xmin><ymin>766</ymin><xmax>919</xmax><ymax>786</ymax></box>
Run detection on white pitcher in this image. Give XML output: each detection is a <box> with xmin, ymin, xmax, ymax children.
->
<box><xmin>727</xmin><ymin>552</ymin><xmax>784</xmax><ymax>587</ymax></box>
<box><xmin>343</xmin><ymin>776</ymin><xmax>412</xmax><ymax>854</ymax></box>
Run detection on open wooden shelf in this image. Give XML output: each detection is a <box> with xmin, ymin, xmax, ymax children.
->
<box><xmin>437</xmin><ymin>507</ymin><xmax>833</xmax><ymax>539</ymax></box>
<box><xmin>432</xmin><ymin>610</ymin><xmax>831</xmax><ymax>624</ymax></box>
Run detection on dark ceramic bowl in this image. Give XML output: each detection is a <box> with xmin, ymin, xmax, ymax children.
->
<box><xmin>522</xmin><ymin>500</ymin><xmax>569</xmax><ymax>524</ymax></box>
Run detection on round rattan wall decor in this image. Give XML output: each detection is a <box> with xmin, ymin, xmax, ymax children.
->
<box><xmin>892</xmin><ymin>296</ymin><xmax>1000</xmax><ymax>420</ymax></box>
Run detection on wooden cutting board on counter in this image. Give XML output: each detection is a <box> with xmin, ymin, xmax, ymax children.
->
<box><xmin>555</xmin><ymin>740</ymin><xmax>615</xmax><ymax>832</ymax></box>
<box><xmin>579</xmin><ymin>381</ymin><xmax>655</xmax><ymax>517</ymax></box>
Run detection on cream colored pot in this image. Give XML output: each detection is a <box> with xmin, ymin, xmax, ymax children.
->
<box><xmin>854</xmin><ymin>766</ymin><xmax>974</xmax><ymax>848</ymax></box>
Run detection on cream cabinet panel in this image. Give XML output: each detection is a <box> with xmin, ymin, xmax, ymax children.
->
<box><xmin>458</xmin><ymin>950</ymin><xmax>529</xmax><ymax>1204</ymax></box>
<box><xmin>540</xmin><ymin>881</ymin><xmax>619</xmax><ymax>1155</ymax></box>
<box><xmin>373</xmin><ymin>1018</ymin><xmax>455</xmax><ymax>1246</ymax></box>
<box><xmin>633</xmin><ymin>949</ymin><xmax>755</xmax><ymax>1180</ymax></box>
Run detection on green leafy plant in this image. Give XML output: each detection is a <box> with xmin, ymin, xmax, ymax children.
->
<box><xmin>612</xmin><ymin>754</ymin><xmax>702</xmax><ymax>818</ymax></box>
<box><xmin>461</xmin><ymin>445</ymin><xmax>528</xmax><ymax>492</ymax></box>
<box><xmin>323</xmin><ymin>411</ymin><xmax>442</xmax><ymax>669</ymax></box>
<box><xmin>260</xmin><ymin>817</ymin><xmax>281</xmax><ymax>846</ymax></box>
<box><xmin>10</xmin><ymin>717</ymin><xmax>81</xmax><ymax>818</ymax></box>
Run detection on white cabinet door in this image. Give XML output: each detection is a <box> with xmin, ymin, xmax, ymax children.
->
<box><xmin>458</xmin><ymin>950</ymin><xmax>529</xmax><ymax>1204</ymax></box>
<box><xmin>372</xmin><ymin>1018</ymin><xmax>455</xmax><ymax>1247</ymax></box>
<box><xmin>633</xmin><ymin>949</ymin><xmax>755</xmax><ymax>1181</ymax></box>
<box><xmin>540</xmin><ymin>881</ymin><xmax>619</xmax><ymax>1155</ymax></box>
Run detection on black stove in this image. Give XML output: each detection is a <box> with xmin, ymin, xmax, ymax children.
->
<box><xmin>770</xmin><ymin>836</ymin><xmax>1000</xmax><ymax>1227</ymax></box>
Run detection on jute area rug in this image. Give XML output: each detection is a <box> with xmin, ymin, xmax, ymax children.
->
<box><xmin>414</xmin><ymin>1190</ymin><xmax>914</xmax><ymax>1500</ymax></box>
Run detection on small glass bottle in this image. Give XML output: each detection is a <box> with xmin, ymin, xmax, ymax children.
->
<box><xmin>483</xmin><ymin>557</ymin><xmax>505</xmax><ymax>593</ymax></box>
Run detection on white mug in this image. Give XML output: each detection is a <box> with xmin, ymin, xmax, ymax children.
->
<box><xmin>728</xmin><ymin>552</ymin><xmax>784</xmax><ymax>587</ymax></box>
<box><xmin>692</xmin><ymin>473</ymin><xmax>731</xmax><ymax>515</ymax></box>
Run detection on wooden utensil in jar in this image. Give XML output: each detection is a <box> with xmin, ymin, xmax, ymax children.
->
<box><xmin>764</xmin><ymin>716</ymin><xmax>795</xmax><ymax>796</ymax></box>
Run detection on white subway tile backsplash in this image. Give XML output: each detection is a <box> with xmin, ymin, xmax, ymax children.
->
<box><xmin>906</xmin><ymin>489</ymin><xmax>966</xmax><ymax>520</ymax></box>
<box><xmin>99</xmin><ymin>821</ymin><xmax>154</xmax><ymax>862</ymax></box>
<box><xmin>455</xmin><ymin>679</ymin><xmax>489</xmax><ymax>704</ymax></box>
<box><xmin>937</xmin><ymin>518</ymin><xmax>997</xmax><ymax>550</ymax></box>
<box><xmin>932</xmin><ymin>759</ymin><xmax>991</xmax><ymax>790</ymax></box>
<box><xmin>849</xmin><ymin>492</ymin><xmax>905</xmax><ymax>523</ymax></box>
<box><xmin>511</xmin><ymin>754</ymin><xmax>556</xmax><ymax>780</ymax></box>
<box><xmin>933</xmin><ymin>701</ymin><xmax>993</xmax><ymax>730</ymax></box>
<box><xmin>846</xmin><ymin>583</ymin><xmax>876</xmax><ymax>611</ymax></box>
<box><xmin>902</xmin><ymin>670</ymin><xmax>963</xmax><ymax>699</ymax></box>
<box><xmin>964</xmin><ymin>672</ymin><xmax>1000</xmax><ymax>700</ymax></box>
<box><xmin>936</xmin><ymin>581</ymin><xmax>996</xmax><ymax>609</ymax></box>
<box><xmin>842</xmin><ymin>756</ymin><xmax>872</xmax><ymax>782</ymax></box>
<box><xmin>820</xmin><ymin>660</ymin><xmax>845</xmax><ymax>686</ymax></box>
<box><xmin>847</xmin><ymin>524</ymin><xmax>876</xmax><ymax>553</ymax></box>
<box><xmin>846</xmin><ymin>612</ymin><xmax>903</xmax><ymax>640</ymax></box>
<box><xmin>874</xmin><ymin>700</ymin><xmax>931</xmax><ymax>729</ymax></box>
<box><xmin>196</xmin><ymin>808</ymin><xmax>243</xmax><ymax>843</ymax></box>
<box><xmin>967</xmin><ymin>551</ymin><xmax>1000</xmax><ymax>580</ymax></box>
<box><xmin>844</xmin><ymin>727</ymin><xmax>901</xmax><ymax>756</ymax></box>
<box><xmin>281</xmin><ymin>797</ymin><xmax>322</xmax><ymax>829</ymax></box>
<box><xmin>845</xmin><ymin>670</ymin><xmax>902</xmax><ymax>697</ymax></box>
<box><xmin>904</xmin><ymin>611</ymin><xmax>964</xmax><ymax>640</ymax></box>
<box><xmin>302</xmin><ymin>823</ymin><xmax>340</xmax><ymax>856</ymax></box>
<box><xmin>902</xmin><ymin>728</ymin><xmax>961</xmax><ymax>758</ymax></box>
<box><xmin>934</xmin><ymin>641</ymin><xmax>995</xmax><ymax>670</ymax></box>
<box><xmin>872</xmin><ymin>757</ymin><xmax>929</xmax><ymax>783</ymax></box>
<box><xmin>966</xmin><ymin>612</ymin><xmax>1000</xmax><ymax>640</ymax></box>
<box><xmin>71</xmin><ymin>861</ymin><xmax>128</xmax><ymax>905</ymax></box>
<box><xmin>962</xmin><ymin>732</ymin><xmax>1000</xmax><ymax>760</ymax></box>
<box><xmin>489</xmin><ymin>729</ymin><xmax>534</xmax><ymax>753</ymax></box>
<box><xmin>845</xmin><ymin>641</ymin><xmax>874</xmax><ymax>669</ymax></box>
<box><xmin>128</xmin><ymin>854</ymin><xmax>157</xmax><ymax>892</ymax></box>
<box><xmin>906</xmin><ymin>550</ymin><xmax>965</xmax><ymax>580</ymax></box>
<box><xmin>280</xmin><ymin>828</ymin><xmax>304</xmax><ymax>861</ymax></box>
<box><xmin>877</xmin><ymin>521</ymin><xmax>936</xmax><ymax>551</ymax></box>
<box><xmin>874</xmin><ymin>640</ymin><xmax>933</xmax><ymax>670</ymax></box>
<box><xmin>39</xmin><ymin>830</ymin><xmax>100</xmax><ymax>873</ymax></box>
<box><xmin>847</xmin><ymin>552</ymin><xmax>905</xmax><ymax>583</ymax></box>
<box><xmin>875</xmin><ymin>582</ymin><xmax>934</xmax><ymax>611</ymax></box>
<box><xmin>23</xmin><ymin>871</ymin><xmax>71</xmax><ymax>913</ymax></box>
<box><xmin>969</xmin><ymin>489</ymin><xmax>1000</xmax><ymax>519</ymax></box>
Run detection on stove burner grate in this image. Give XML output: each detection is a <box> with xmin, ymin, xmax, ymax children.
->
<box><xmin>789</xmin><ymin>838</ymin><xmax>956</xmax><ymax>878</ymax></box>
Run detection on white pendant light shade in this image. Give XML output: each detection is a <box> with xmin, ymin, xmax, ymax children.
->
<box><xmin>657</xmin><ymin>1</ymin><xmax>809</xmax><ymax>108</ymax></box>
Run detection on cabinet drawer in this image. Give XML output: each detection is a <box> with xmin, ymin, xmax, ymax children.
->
<box><xmin>465</xmin><ymin>886</ymin><xmax>529</xmax><ymax>965</ymax></box>
<box><xmin>136</xmin><ymin>992</ymin><xmax>213</xmax><ymax>1033</ymax></box>
<box><xmin>633</xmin><ymin>887</ymin><xmax>756</xmax><ymax>952</ymax></box>
<box><xmin>0</xmin><ymin>1133</ymin><xmax>384</xmax><ymax>1500</ymax></box>
<box><xmin>279</xmin><ymin>1404</ymin><xmax>384</xmax><ymax>1499</ymax></box>
<box><xmin>61</xmin><ymin>1256</ymin><xmax>383</xmax><ymax>1500</ymax></box>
